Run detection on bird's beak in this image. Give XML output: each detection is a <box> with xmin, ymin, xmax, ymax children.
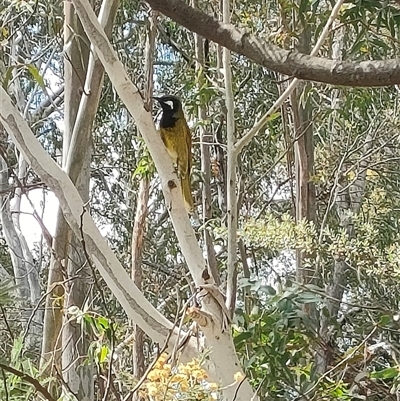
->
<box><xmin>153</xmin><ymin>96</ymin><xmax>161</xmax><ymax>102</ymax></box>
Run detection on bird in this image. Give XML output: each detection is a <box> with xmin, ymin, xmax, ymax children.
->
<box><xmin>153</xmin><ymin>95</ymin><xmax>194</xmax><ymax>212</ymax></box>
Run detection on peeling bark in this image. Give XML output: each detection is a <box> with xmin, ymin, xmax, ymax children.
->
<box><xmin>41</xmin><ymin>3</ymin><xmax>120</xmax><ymax>400</ymax></box>
<box><xmin>41</xmin><ymin>0</ymin><xmax>92</xmax><ymax>373</ymax></box>
<box><xmin>130</xmin><ymin>8</ymin><xmax>156</xmax><ymax>392</ymax></box>
<box><xmin>61</xmin><ymin>152</ymin><xmax>93</xmax><ymax>400</ymax></box>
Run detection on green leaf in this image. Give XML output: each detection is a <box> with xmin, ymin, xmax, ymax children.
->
<box><xmin>296</xmin><ymin>291</ymin><xmax>322</xmax><ymax>304</ymax></box>
<box><xmin>258</xmin><ymin>285</ymin><xmax>276</xmax><ymax>295</ymax></box>
<box><xmin>98</xmin><ymin>345</ymin><xmax>109</xmax><ymax>364</ymax></box>
<box><xmin>268</xmin><ymin>112</ymin><xmax>281</xmax><ymax>122</ymax></box>
<box><xmin>234</xmin><ymin>331</ymin><xmax>252</xmax><ymax>346</ymax></box>
<box><xmin>379</xmin><ymin>314</ymin><xmax>392</xmax><ymax>326</ymax></box>
<box><xmin>97</xmin><ymin>316</ymin><xmax>110</xmax><ymax>331</ymax></box>
<box><xmin>26</xmin><ymin>64</ymin><xmax>46</xmax><ymax>89</ymax></box>
<box><xmin>370</xmin><ymin>367</ymin><xmax>399</xmax><ymax>380</ymax></box>
<box><xmin>2</xmin><ymin>66</ymin><xmax>17</xmax><ymax>89</ymax></box>
<box><xmin>11</xmin><ymin>337</ymin><xmax>24</xmax><ymax>365</ymax></box>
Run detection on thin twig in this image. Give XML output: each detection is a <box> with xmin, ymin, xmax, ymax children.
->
<box><xmin>122</xmin><ymin>309</ymin><xmax>182</xmax><ymax>401</ymax></box>
<box><xmin>102</xmin><ymin>322</ymin><xmax>116</xmax><ymax>401</ymax></box>
<box><xmin>54</xmin><ymin>365</ymin><xmax>79</xmax><ymax>400</ymax></box>
<box><xmin>0</xmin><ymin>363</ymin><xmax>57</xmax><ymax>401</ymax></box>
<box><xmin>234</xmin><ymin>0</ymin><xmax>346</xmax><ymax>156</ymax></box>
<box><xmin>0</xmin><ymin>306</ymin><xmax>14</xmax><ymax>341</ymax></box>
<box><xmin>170</xmin><ymin>291</ymin><xmax>198</xmax><ymax>362</ymax></box>
<box><xmin>300</xmin><ymin>325</ymin><xmax>377</xmax><ymax>399</ymax></box>
<box><xmin>298</xmin><ymin>283</ymin><xmax>386</xmax><ymax>312</ymax></box>
<box><xmin>79</xmin><ymin>205</ymin><xmax>112</xmax><ymax>317</ymax></box>
<box><xmin>0</xmin><ymin>146</ymin><xmax>53</xmax><ymax>246</ymax></box>
<box><xmin>21</xmin><ymin>276</ymin><xmax>81</xmax><ymax>347</ymax></box>
<box><xmin>232</xmin><ymin>376</ymin><xmax>246</xmax><ymax>401</ymax></box>
<box><xmin>1</xmin><ymin>367</ymin><xmax>9</xmax><ymax>401</ymax></box>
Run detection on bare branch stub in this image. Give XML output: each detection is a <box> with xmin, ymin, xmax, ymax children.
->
<box><xmin>168</xmin><ymin>180</ymin><xmax>177</xmax><ymax>190</ymax></box>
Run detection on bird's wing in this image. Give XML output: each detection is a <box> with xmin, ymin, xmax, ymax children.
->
<box><xmin>171</xmin><ymin>118</ymin><xmax>191</xmax><ymax>177</ymax></box>
<box><xmin>184</xmin><ymin>119</ymin><xmax>192</xmax><ymax>174</ymax></box>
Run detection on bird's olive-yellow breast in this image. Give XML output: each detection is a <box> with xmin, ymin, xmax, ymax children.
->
<box><xmin>154</xmin><ymin>95</ymin><xmax>194</xmax><ymax>212</ymax></box>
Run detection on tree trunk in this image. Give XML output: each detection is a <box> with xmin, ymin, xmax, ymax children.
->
<box><xmin>1</xmin><ymin>0</ymin><xmax>257</xmax><ymax>394</ymax></box>
<box><xmin>223</xmin><ymin>0</ymin><xmax>238</xmax><ymax>316</ymax></box>
<box><xmin>61</xmin><ymin>1</ymin><xmax>120</xmax><ymax>398</ymax></box>
<box><xmin>0</xmin><ymin>135</ymin><xmax>41</xmax><ymax>352</ymax></box>
<box><xmin>41</xmin><ymin>1</ymin><xmax>119</xmax><ymax>398</ymax></box>
<box><xmin>12</xmin><ymin>156</ymin><xmax>42</xmax><ymax>349</ymax></box>
<box><xmin>0</xmin><ymin>158</ymin><xmax>29</xmax><ymax>302</ymax></box>
<box><xmin>292</xmin><ymin>85</ymin><xmax>316</xmax><ymax>285</ymax></box>
<box><xmin>41</xmin><ymin>1</ymin><xmax>89</xmax><ymax>383</ymax></box>
<box><xmin>61</xmin><ymin>152</ymin><xmax>93</xmax><ymax>400</ymax></box>
<box><xmin>3</xmin><ymin>32</ymin><xmax>44</xmax><ymax>352</ymax></box>
<box><xmin>130</xmin><ymin>8</ymin><xmax>157</xmax><ymax>396</ymax></box>
<box><xmin>59</xmin><ymin>2</ymin><xmax>93</xmax><ymax>399</ymax></box>
<box><xmin>193</xmin><ymin>2</ymin><xmax>219</xmax><ymax>285</ymax></box>
<box><xmin>131</xmin><ymin>178</ymin><xmax>150</xmax><ymax>399</ymax></box>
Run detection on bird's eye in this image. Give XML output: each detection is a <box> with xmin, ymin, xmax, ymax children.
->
<box><xmin>164</xmin><ymin>100</ymin><xmax>174</xmax><ymax>109</ymax></box>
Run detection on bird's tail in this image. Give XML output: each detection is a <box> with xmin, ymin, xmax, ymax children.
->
<box><xmin>181</xmin><ymin>174</ymin><xmax>194</xmax><ymax>213</ymax></box>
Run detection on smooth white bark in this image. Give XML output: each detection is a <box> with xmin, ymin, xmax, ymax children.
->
<box><xmin>67</xmin><ymin>1</ymin><xmax>256</xmax><ymax>398</ymax></box>
<box><xmin>1</xmin><ymin>83</ymin><xmax>255</xmax><ymax>400</ymax></box>
<box><xmin>1</xmin><ymin>0</ymin><xmax>257</xmax><ymax>396</ymax></box>
<box><xmin>0</xmin><ymin>88</ymin><xmax>195</xmax><ymax>353</ymax></box>
<box><xmin>70</xmin><ymin>0</ymin><xmax>208</xmax><ymax>286</ymax></box>
<box><xmin>223</xmin><ymin>0</ymin><xmax>238</xmax><ymax>317</ymax></box>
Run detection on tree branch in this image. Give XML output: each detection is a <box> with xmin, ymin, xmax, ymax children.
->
<box><xmin>65</xmin><ymin>1</ymin><xmax>256</xmax><ymax>398</ymax></box>
<box><xmin>145</xmin><ymin>0</ymin><xmax>400</xmax><ymax>87</ymax></box>
<box><xmin>0</xmin><ymin>363</ymin><xmax>57</xmax><ymax>401</ymax></box>
<box><xmin>69</xmin><ymin>0</ymin><xmax>208</xmax><ymax>287</ymax></box>
<box><xmin>0</xmin><ymin>86</ymin><xmax>198</xmax><ymax>358</ymax></box>
<box><xmin>223</xmin><ymin>0</ymin><xmax>238</xmax><ymax>317</ymax></box>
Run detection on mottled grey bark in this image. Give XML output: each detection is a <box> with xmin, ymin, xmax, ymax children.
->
<box><xmin>292</xmin><ymin>12</ymin><xmax>316</xmax><ymax>290</ymax></box>
<box><xmin>41</xmin><ymin>0</ymin><xmax>91</xmax><ymax>378</ymax></box>
<box><xmin>131</xmin><ymin>11</ymin><xmax>155</xmax><ymax>395</ymax></box>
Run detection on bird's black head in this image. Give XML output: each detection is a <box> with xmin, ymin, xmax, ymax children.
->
<box><xmin>154</xmin><ymin>95</ymin><xmax>183</xmax><ymax>128</ymax></box>
<box><xmin>154</xmin><ymin>95</ymin><xmax>182</xmax><ymax>113</ymax></box>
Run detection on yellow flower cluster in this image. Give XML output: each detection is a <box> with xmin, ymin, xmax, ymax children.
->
<box><xmin>140</xmin><ymin>353</ymin><xmax>221</xmax><ymax>400</ymax></box>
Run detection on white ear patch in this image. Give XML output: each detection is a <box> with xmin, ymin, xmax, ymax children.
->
<box><xmin>164</xmin><ymin>100</ymin><xmax>174</xmax><ymax>109</ymax></box>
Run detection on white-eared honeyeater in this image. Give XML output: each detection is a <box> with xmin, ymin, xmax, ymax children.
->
<box><xmin>154</xmin><ymin>95</ymin><xmax>194</xmax><ymax>212</ymax></box>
